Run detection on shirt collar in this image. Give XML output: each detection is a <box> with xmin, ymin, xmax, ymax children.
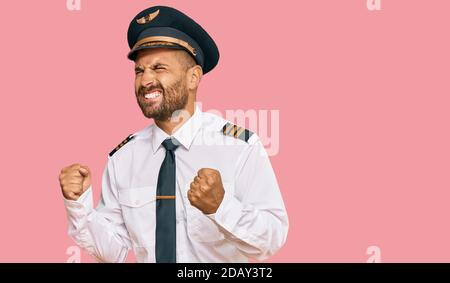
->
<box><xmin>151</xmin><ymin>105</ymin><xmax>203</xmax><ymax>153</ymax></box>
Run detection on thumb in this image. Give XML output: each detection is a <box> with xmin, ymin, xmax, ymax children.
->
<box><xmin>79</xmin><ymin>167</ymin><xmax>91</xmax><ymax>192</ymax></box>
<box><xmin>78</xmin><ymin>167</ymin><xmax>90</xmax><ymax>177</ymax></box>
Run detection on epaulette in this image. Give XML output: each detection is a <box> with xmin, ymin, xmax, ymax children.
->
<box><xmin>221</xmin><ymin>122</ymin><xmax>253</xmax><ymax>143</ymax></box>
<box><xmin>109</xmin><ymin>134</ymin><xmax>135</xmax><ymax>157</ymax></box>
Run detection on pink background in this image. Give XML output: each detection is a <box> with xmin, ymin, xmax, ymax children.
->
<box><xmin>1</xmin><ymin>0</ymin><xmax>449</xmax><ymax>262</ymax></box>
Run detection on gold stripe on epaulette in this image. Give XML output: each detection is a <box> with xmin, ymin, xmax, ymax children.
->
<box><xmin>224</xmin><ymin>123</ymin><xmax>233</xmax><ymax>135</ymax></box>
<box><xmin>235</xmin><ymin>126</ymin><xmax>245</xmax><ymax>138</ymax></box>
<box><xmin>109</xmin><ymin>134</ymin><xmax>135</xmax><ymax>157</ymax></box>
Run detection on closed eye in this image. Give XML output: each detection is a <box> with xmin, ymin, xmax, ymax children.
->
<box><xmin>153</xmin><ymin>64</ymin><xmax>166</xmax><ymax>70</ymax></box>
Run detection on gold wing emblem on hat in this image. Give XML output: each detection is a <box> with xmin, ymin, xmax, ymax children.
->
<box><xmin>136</xmin><ymin>9</ymin><xmax>160</xmax><ymax>25</ymax></box>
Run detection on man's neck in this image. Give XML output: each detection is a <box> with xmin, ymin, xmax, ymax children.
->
<box><xmin>154</xmin><ymin>103</ymin><xmax>195</xmax><ymax>135</ymax></box>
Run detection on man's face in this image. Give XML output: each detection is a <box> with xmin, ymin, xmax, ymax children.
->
<box><xmin>134</xmin><ymin>48</ymin><xmax>190</xmax><ymax>121</ymax></box>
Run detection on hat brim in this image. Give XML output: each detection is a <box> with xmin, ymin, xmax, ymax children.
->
<box><xmin>127</xmin><ymin>44</ymin><xmax>187</xmax><ymax>61</ymax></box>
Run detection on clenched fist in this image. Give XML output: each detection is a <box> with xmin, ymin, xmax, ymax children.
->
<box><xmin>188</xmin><ymin>168</ymin><xmax>225</xmax><ymax>215</ymax></box>
<box><xmin>59</xmin><ymin>163</ymin><xmax>91</xmax><ymax>201</ymax></box>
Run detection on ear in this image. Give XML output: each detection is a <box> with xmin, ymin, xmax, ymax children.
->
<box><xmin>187</xmin><ymin>65</ymin><xmax>203</xmax><ymax>91</ymax></box>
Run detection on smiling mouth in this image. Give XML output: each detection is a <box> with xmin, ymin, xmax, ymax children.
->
<box><xmin>143</xmin><ymin>90</ymin><xmax>162</xmax><ymax>100</ymax></box>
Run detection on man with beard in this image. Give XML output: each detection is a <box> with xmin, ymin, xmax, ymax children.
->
<box><xmin>59</xmin><ymin>6</ymin><xmax>288</xmax><ymax>263</ymax></box>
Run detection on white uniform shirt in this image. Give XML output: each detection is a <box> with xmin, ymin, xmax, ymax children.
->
<box><xmin>64</xmin><ymin>106</ymin><xmax>289</xmax><ymax>262</ymax></box>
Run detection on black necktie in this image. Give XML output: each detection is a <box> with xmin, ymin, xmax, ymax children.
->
<box><xmin>155</xmin><ymin>138</ymin><xmax>179</xmax><ymax>263</ymax></box>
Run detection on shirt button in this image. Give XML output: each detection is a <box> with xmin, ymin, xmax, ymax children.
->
<box><xmin>135</xmin><ymin>200</ymin><xmax>140</xmax><ymax>205</ymax></box>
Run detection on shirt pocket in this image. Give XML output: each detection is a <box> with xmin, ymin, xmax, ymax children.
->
<box><xmin>184</xmin><ymin>182</ymin><xmax>234</xmax><ymax>243</ymax></box>
<box><xmin>118</xmin><ymin>186</ymin><xmax>156</xmax><ymax>247</ymax></box>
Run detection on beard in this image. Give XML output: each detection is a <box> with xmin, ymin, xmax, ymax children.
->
<box><xmin>135</xmin><ymin>76</ymin><xmax>189</xmax><ymax>121</ymax></box>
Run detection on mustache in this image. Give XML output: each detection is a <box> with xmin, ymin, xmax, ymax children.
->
<box><xmin>137</xmin><ymin>84</ymin><xmax>164</xmax><ymax>96</ymax></box>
